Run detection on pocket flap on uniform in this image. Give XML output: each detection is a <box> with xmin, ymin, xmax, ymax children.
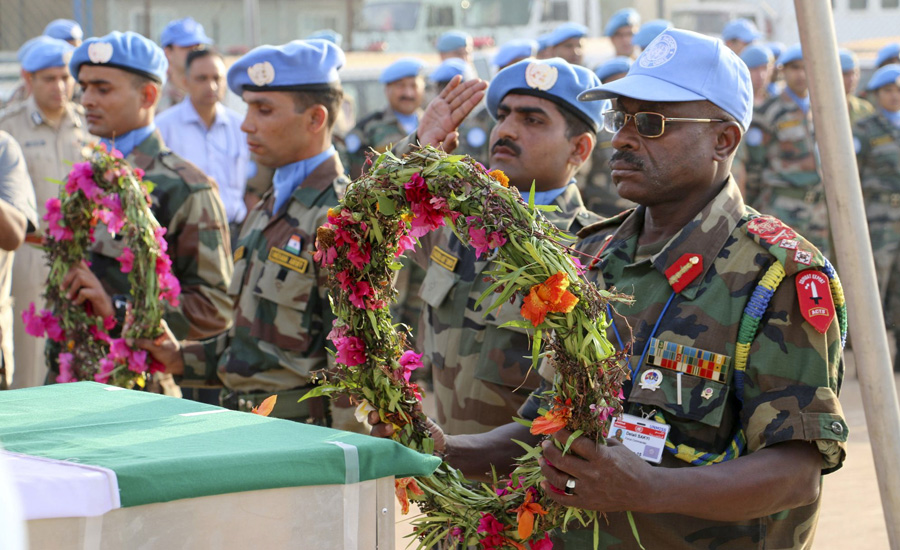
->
<box><xmin>253</xmin><ymin>252</ymin><xmax>315</xmax><ymax>311</ymax></box>
<box><xmin>419</xmin><ymin>260</ymin><xmax>460</xmax><ymax>308</ymax></box>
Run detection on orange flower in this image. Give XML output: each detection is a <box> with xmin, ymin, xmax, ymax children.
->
<box><xmin>395</xmin><ymin>477</ymin><xmax>424</xmax><ymax>515</ymax></box>
<box><xmin>489</xmin><ymin>169</ymin><xmax>510</xmax><ymax>187</ymax></box>
<box><xmin>250</xmin><ymin>395</ymin><xmax>277</xmax><ymax>417</ymax></box>
<box><xmin>530</xmin><ymin>398</ymin><xmax>572</xmax><ymax>435</ymax></box>
<box><xmin>520</xmin><ymin>271</ymin><xmax>579</xmax><ymax>327</ymax></box>
<box><xmin>512</xmin><ymin>490</ymin><xmax>548</xmax><ymax>539</ymax></box>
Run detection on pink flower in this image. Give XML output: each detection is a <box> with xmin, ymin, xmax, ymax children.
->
<box><xmin>148</xmin><ymin>358</ymin><xmax>166</xmax><ymax>374</ymax></box>
<box><xmin>117</xmin><ymin>247</ymin><xmax>135</xmax><ymax>273</ymax></box>
<box><xmin>314</xmin><ymin>246</ymin><xmax>337</xmax><ymax>266</ymax></box>
<box><xmin>395</xmin><ymin>234</ymin><xmax>416</xmax><ymax>257</ymax></box>
<box><xmin>56</xmin><ymin>353</ymin><xmax>76</xmax><ymax>383</ymax></box>
<box><xmin>22</xmin><ymin>303</ymin><xmax>45</xmax><ymax>338</ymax></box>
<box><xmin>44</xmin><ymin>198</ymin><xmax>73</xmax><ymax>241</ymax></box>
<box><xmin>398</xmin><ymin>350</ymin><xmax>423</xmax><ymax>382</ymax></box>
<box><xmin>335</xmin><ymin>336</ymin><xmax>366</xmax><ymax>366</ymax></box>
<box><xmin>65</xmin><ymin>162</ymin><xmax>94</xmax><ymax>195</ymax></box>
<box><xmin>134</xmin><ymin>167</ymin><xmax>145</xmax><ymax>179</ymax></box>
<box><xmin>129</xmin><ymin>349</ymin><xmax>149</xmax><ymax>373</ymax></box>
<box><xmin>404</xmin><ymin>173</ymin><xmax>430</xmax><ymax>204</ymax></box>
<box><xmin>89</xmin><ymin>324</ymin><xmax>112</xmax><ymax>344</ymax></box>
<box><xmin>103</xmin><ymin>316</ymin><xmax>116</xmax><ymax>331</ymax></box>
<box><xmin>110</xmin><ymin>148</ymin><xmax>124</xmax><ymax>159</ymax></box>
<box><xmin>334</xmin><ymin>226</ymin><xmax>356</xmax><ymax>248</ymax></box>
<box><xmin>154</xmin><ymin>227</ymin><xmax>168</xmax><ymax>253</ymax></box>
<box><xmin>94</xmin><ymin>358</ymin><xmax>116</xmax><ymax>383</ymax></box>
<box><xmin>408</xmin><ymin>202</ymin><xmax>446</xmax><ymax>238</ymax></box>
<box><xmin>43</xmin><ymin>314</ymin><xmax>64</xmax><ymax>342</ymax></box>
<box><xmin>327</xmin><ymin>321</ymin><xmax>347</xmax><ymax>342</ymax></box>
<box><xmin>529</xmin><ymin>533</ymin><xmax>553</xmax><ymax>550</ymax></box>
<box><xmin>347</xmin><ymin>242</ymin><xmax>371</xmax><ymax>270</ymax></box>
<box><xmin>487</xmin><ymin>231</ymin><xmax>506</xmax><ymax>250</ymax></box>
<box><xmin>109</xmin><ymin>338</ymin><xmax>131</xmax><ymax>362</ymax></box>
<box><xmin>468</xmin><ymin>226</ymin><xmax>490</xmax><ymax>258</ymax></box>
<box><xmin>155</xmin><ymin>254</ymin><xmax>172</xmax><ymax>277</ymax></box>
<box><xmin>158</xmin><ymin>271</ymin><xmax>181</xmax><ymax>307</ymax></box>
<box><xmin>336</xmin><ymin>270</ymin><xmax>354</xmax><ymax>291</ymax></box>
<box><xmin>348</xmin><ymin>281</ymin><xmax>373</xmax><ymax>309</ymax></box>
<box><xmin>477</xmin><ymin>513</ymin><xmax>504</xmax><ymax>535</ymax></box>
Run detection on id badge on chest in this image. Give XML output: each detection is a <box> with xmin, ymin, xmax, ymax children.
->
<box><xmin>609</xmin><ymin>413</ymin><xmax>670</xmax><ymax>464</ymax></box>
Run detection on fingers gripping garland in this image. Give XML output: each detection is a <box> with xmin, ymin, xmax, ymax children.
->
<box><xmin>311</xmin><ymin>146</ymin><xmax>632</xmax><ymax>548</ymax></box>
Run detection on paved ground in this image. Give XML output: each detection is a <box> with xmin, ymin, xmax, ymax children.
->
<box><xmin>395</xmin><ymin>354</ymin><xmax>898</xmax><ymax>549</ymax></box>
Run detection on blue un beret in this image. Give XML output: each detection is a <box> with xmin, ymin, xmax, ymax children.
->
<box><xmin>487</xmin><ymin>57</ymin><xmax>607</xmax><ymax>133</ymax></box>
<box><xmin>635</xmin><ymin>20</ymin><xmax>673</xmax><ymax>50</ymax></box>
<box><xmin>594</xmin><ymin>56</ymin><xmax>632</xmax><ymax>83</ymax></box>
<box><xmin>227</xmin><ymin>39</ymin><xmax>345</xmax><ymax>95</ymax></box>
<box><xmin>70</xmin><ymin>31</ymin><xmax>168</xmax><ymax>84</ymax></box>
<box><xmin>740</xmin><ymin>44</ymin><xmax>773</xmax><ymax>69</ymax></box>
<box><xmin>160</xmin><ymin>17</ymin><xmax>213</xmax><ymax>48</ymax></box>
<box><xmin>44</xmin><ymin>19</ymin><xmax>83</xmax><ymax>42</ymax></box>
<box><xmin>839</xmin><ymin>49</ymin><xmax>858</xmax><ymax>72</ymax></box>
<box><xmin>722</xmin><ymin>18</ymin><xmax>761</xmax><ymax>43</ymax></box>
<box><xmin>604</xmin><ymin>8</ymin><xmax>640</xmax><ymax>37</ymax></box>
<box><xmin>866</xmin><ymin>64</ymin><xmax>900</xmax><ymax>92</ymax></box>
<box><xmin>380</xmin><ymin>57</ymin><xmax>425</xmax><ymax>85</ymax></box>
<box><xmin>876</xmin><ymin>43</ymin><xmax>900</xmax><ymax>68</ymax></box>
<box><xmin>17</xmin><ymin>36</ymin><xmax>57</xmax><ymax>63</ymax></box>
<box><xmin>767</xmin><ymin>42</ymin><xmax>785</xmax><ymax>61</ymax></box>
<box><xmin>777</xmin><ymin>44</ymin><xmax>803</xmax><ymax>67</ymax></box>
<box><xmin>545</xmin><ymin>23</ymin><xmax>588</xmax><ymax>48</ymax></box>
<box><xmin>536</xmin><ymin>33</ymin><xmax>553</xmax><ymax>52</ymax></box>
<box><xmin>430</xmin><ymin>58</ymin><xmax>469</xmax><ymax>84</ymax></box>
<box><xmin>22</xmin><ymin>38</ymin><xmax>74</xmax><ymax>73</ymax></box>
<box><xmin>436</xmin><ymin>31</ymin><xmax>470</xmax><ymax>53</ymax></box>
<box><xmin>308</xmin><ymin>29</ymin><xmax>343</xmax><ymax>47</ymax></box>
<box><xmin>580</xmin><ymin>28</ymin><xmax>753</xmax><ymax>131</ymax></box>
<box><xmin>494</xmin><ymin>39</ymin><xmax>538</xmax><ymax>69</ymax></box>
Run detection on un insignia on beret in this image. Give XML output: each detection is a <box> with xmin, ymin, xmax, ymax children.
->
<box><xmin>639</xmin><ymin>34</ymin><xmax>677</xmax><ymax>69</ymax></box>
<box><xmin>87</xmin><ymin>42</ymin><xmax>114</xmax><ymax>64</ymax></box>
<box><xmin>248</xmin><ymin>61</ymin><xmax>275</xmax><ymax>87</ymax></box>
<box><xmin>525</xmin><ymin>62</ymin><xmax>558</xmax><ymax>91</ymax></box>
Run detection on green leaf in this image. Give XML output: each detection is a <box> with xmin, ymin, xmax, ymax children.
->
<box><xmin>528</xmin><ymin>181</ymin><xmax>536</xmax><ymax>210</ymax></box>
<box><xmin>531</xmin><ymin>328</ymin><xmax>543</xmax><ymax>368</ymax></box>
<box><xmin>534</xmin><ymin>204</ymin><xmax>559</xmax><ymax>212</ymax></box>
<box><xmin>368</xmin><ymin>216</ymin><xmax>384</xmax><ymax>243</ymax></box>
<box><xmin>498</xmin><ymin>319</ymin><xmax>534</xmax><ymax>330</ymax></box>
<box><xmin>376</xmin><ymin>195</ymin><xmax>396</xmax><ymax>216</ymax></box>
<box><xmin>297</xmin><ymin>385</ymin><xmax>328</xmax><ymax>402</ymax></box>
<box><xmin>627</xmin><ymin>511</ymin><xmax>646</xmax><ymax>549</ymax></box>
<box><xmin>366</xmin><ymin>310</ymin><xmax>380</xmax><ymax>337</ymax></box>
<box><xmin>511</xmin><ymin>416</ymin><xmax>533</xmax><ymax>428</ymax></box>
<box><xmin>562</xmin><ymin>429</ymin><xmax>583</xmax><ymax>454</ymax></box>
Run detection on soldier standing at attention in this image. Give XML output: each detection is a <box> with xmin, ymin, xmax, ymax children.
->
<box><xmin>374</xmin><ymin>29</ymin><xmax>847</xmax><ymax>549</ymax></box>
<box><xmin>733</xmin><ymin>44</ymin><xmax>774</xmax><ymax>193</ymax></box>
<box><xmin>344</xmin><ymin>58</ymin><xmax>426</xmax><ymax>178</ymax></box>
<box><xmin>410</xmin><ymin>58</ymin><xmax>604</xmax><ymax>435</ymax></box>
<box><xmin>745</xmin><ymin>45</ymin><xmax>831</xmax><ymax>257</ymax></box>
<box><xmin>578</xmin><ymin>56</ymin><xmax>636</xmax><ymax>217</ymax></box>
<box><xmin>57</xmin><ymin>31</ymin><xmax>233</xmax><ymax>391</ymax></box>
<box><xmin>853</xmin><ymin>64</ymin><xmax>900</xmax><ymax>362</ymax></box>
<box><xmin>0</xmin><ymin>38</ymin><xmax>92</xmax><ymax>389</ymax></box>
<box><xmin>604</xmin><ymin>8</ymin><xmax>640</xmax><ymax>59</ymax></box>
<box><xmin>840</xmin><ymin>49</ymin><xmax>874</xmax><ymax>126</ymax></box>
<box><xmin>158</xmin><ymin>18</ymin><xmax>213</xmax><ymax>112</ymax></box>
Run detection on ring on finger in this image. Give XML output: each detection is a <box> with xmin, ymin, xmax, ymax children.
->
<box><xmin>564</xmin><ymin>477</ymin><xmax>576</xmax><ymax>496</ymax></box>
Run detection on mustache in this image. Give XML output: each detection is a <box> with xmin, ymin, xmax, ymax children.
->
<box><xmin>398</xmin><ymin>96</ymin><xmax>417</xmax><ymax>102</ymax></box>
<box><xmin>609</xmin><ymin>150</ymin><xmax>644</xmax><ymax>170</ymax></box>
<box><xmin>491</xmin><ymin>138</ymin><xmax>521</xmax><ymax>156</ymax></box>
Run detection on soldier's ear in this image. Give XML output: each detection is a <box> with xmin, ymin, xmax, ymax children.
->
<box><xmin>141</xmin><ymin>82</ymin><xmax>160</xmax><ymax>109</ymax></box>
<box><xmin>713</xmin><ymin>122</ymin><xmax>742</xmax><ymax>162</ymax></box>
<box><xmin>306</xmin><ymin>104</ymin><xmax>329</xmax><ymax>134</ymax></box>
<box><xmin>568</xmin><ymin>131</ymin><xmax>595</xmax><ymax>168</ymax></box>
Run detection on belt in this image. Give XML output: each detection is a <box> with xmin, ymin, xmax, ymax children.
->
<box><xmin>221</xmin><ymin>385</ymin><xmax>328</xmax><ymax>424</ymax></box>
<box><xmin>770</xmin><ymin>187</ymin><xmax>824</xmax><ymax>204</ymax></box>
<box><xmin>24</xmin><ymin>234</ymin><xmax>44</xmax><ymax>246</ymax></box>
<box><xmin>863</xmin><ymin>191</ymin><xmax>900</xmax><ymax>207</ymax></box>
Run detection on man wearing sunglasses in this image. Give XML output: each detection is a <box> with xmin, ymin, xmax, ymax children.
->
<box><xmin>375</xmin><ymin>29</ymin><xmax>848</xmax><ymax>548</ymax></box>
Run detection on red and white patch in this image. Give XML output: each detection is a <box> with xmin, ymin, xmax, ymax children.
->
<box><xmin>796</xmin><ymin>270</ymin><xmax>835</xmax><ymax>334</ymax></box>
<box><xmin>664</xmin><ymin>253</ymin><xmax>703</xmax><ymax>293</ymax></box>
<box><xmin>779</xmin><ymin>239</ymin><xmax>799</xmax><ymax>250</ymax></box>
<box><xmin>747</xmin><ymin>216</ymin><xmax>797</xmax><ymax>245</ymax></box>
<box><xmin>794</xmin><ymin>249</ymin><xmax>813</xmax><ymax>265</ymax></box>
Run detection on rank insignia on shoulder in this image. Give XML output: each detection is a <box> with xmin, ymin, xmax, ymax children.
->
<box><xmin>746</xmin><ymin>216</ymin><xmax>796</xmax><ymax>245</ymax></box>
<box><xmin>794</xmin><ymin>249</ymin><xmax>813</xmax><ymax>265</ymax></box>
<box><xmin>268</xmin><ymin>247</ymin><xmax>309</xmax><ymax>274</ymax></box>
<box><xmin>645</xmin><ymin>338</ymin><xmax>729</xmax><ymax>383</ymax></box>
<box><xmin>234</xmin><ymin>245</ymin><xmax>246</xmax><ymax>261</ymax></box>
<box><xmin>664</xmin><ymin>253</ymin><xmax>703</xmax><ymax>292</ymax></box>
<box><xmin>285</xmin><ymin>234</ymin><xmax>302</xmax><ymax>255</ymax></box>
<box><xmin>796</xmin><ymin>270</ymin><xmax>835</xmax><ymax>333</ymax></box>
<box><xmin>430</xmin><ymin>246</ymin><xmax>458</xmax><ymax>272</ymax></box>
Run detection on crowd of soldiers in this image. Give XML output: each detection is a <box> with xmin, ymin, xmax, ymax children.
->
<box><xmin>0</xmin><ymin>7</ymin><xmax>878</xmax><ymax>547</ymax></box>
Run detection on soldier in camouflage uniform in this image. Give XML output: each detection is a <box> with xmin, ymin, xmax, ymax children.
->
<box><xmin>733</xmin><ymin>44</ymin><xmax>775</xmax><ymax>194</ymax></box>
<box><xmin>56</xmin><ymin>32</ymin><xmax>233</xmax><ymax>388</ymax></box>
<box><xmin>138</xmin><ymin>40</ymin><xmax>368</xmax><ymax>431</ymax></box>
<box><xmin>579</xmin><ymin>57</ymin><xmax>636</xmax><ymax>217</ymax></box>
<box><xmin>841</xmin><ymin>49</ymin><xmax>875</xmax><ymax>126</ymax></box>
<box><xmin>406</xmin><ymin>58</ymin><xmax>605</xmax><ymax>436</ymax></box>
<box><xmin>393</xmin><ymin>30</ymin><xmax>847</xmax><ymax>549</ymax></box>
<box><xmin>853</xmin><ymin>64</ymin><xmax>900</xmax><ymax>362</ymax></box>
<box><xmin>745</xmin><ymin>44</ymin><xmax>831</xmax><ymax>258</ymax></box>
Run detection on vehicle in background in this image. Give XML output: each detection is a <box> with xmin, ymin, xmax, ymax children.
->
<box><xmin>670</xmin><ymin>2</ymin><xmax>776</xmax><ymax>41</ymax></box>
<box><xmin>352</xmin><ymin>0</ymin><xmax>603</xmax><ymax>53</ymax></box>
<box><xmin>0</xmin><ymin>52</ymin><xmax>21</xmax><ymax>105</ymax></box>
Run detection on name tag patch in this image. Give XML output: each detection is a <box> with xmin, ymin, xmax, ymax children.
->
<box><xmin>646</xmin><ymin>338</ymin><xmax>729</xmax><ymax>383</ymax></box>
<box><xmin>268</xmin><ymin>247</ymin><xmax>309</xmax><ymax>274</ymax></box>
<box><xmin>430</xmin><ymin>246</ymin><xmax>458</xmax><ymax>272</ymax></box>
<box><xmin>609</xmin><ymin>413</ymin><xmax>670</xmax><ymax>464</ymax></box>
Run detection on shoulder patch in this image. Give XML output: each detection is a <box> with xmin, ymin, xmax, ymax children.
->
<box><xmin>576</xmin><ymin>208</ymin><xmax>634</xmax><ymax>239</ymax></box>
<box><xmin>741</xmin><ymin>214</ymin><xmax>825</xmax><ymax>277</ymax></box>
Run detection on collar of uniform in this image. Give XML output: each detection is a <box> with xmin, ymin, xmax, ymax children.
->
<box><xmin>25</xmin><ymin>96</ymin><xmax>44</xmax><ymax>127</ymax></box>
<box><xmin>127</xmin><ymin>129</ymin><xmax>166</xmax><ymax>172</ymax></box>
<box><xmin>599</xmin><ymin>176</ymin><xmax>745</xmax><ymax>300</ymax></box>
<box><xmin>288</xmin><ymin>151</ymin><xmax>346</xmax><ymax>208</ymax></box>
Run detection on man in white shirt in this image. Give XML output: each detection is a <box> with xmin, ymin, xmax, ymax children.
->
<box><xmin>156</xmin><ymin>48</ymin><xmax>249</xmax><ymax>234</ymax></box>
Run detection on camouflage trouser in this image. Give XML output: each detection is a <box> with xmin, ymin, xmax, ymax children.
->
<box><xmin>757</xmin><ymin>187</ymin><xmax>832</xmax><ymax>259</ymax></box>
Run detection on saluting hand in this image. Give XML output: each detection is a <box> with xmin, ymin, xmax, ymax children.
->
<box><xmin>417</xmin><ymin>75</ymin><xmax>488</xmax><ymax>152</ymax></box>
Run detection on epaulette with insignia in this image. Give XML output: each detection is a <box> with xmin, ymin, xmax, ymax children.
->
<box><xmin>740</xmin><ymin>214</ymin><xmax>826</xmax><ymax>277</ymax></box>
<box><xmin>576</xmin><ymin>207</ymin><xmax>634</xmax><ymax>239</ymax></box>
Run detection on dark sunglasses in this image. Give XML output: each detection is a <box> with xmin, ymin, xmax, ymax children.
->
<box><xmin>602</xmin><ymin>110</ymin><xmax>726</xmax><ymax>138</ymax></box>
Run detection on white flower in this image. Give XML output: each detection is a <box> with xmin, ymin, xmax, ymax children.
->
<box><xmin>354</xmin><ymin>400</ymin><xmax>376</xmax><ymax>423</ymax></box>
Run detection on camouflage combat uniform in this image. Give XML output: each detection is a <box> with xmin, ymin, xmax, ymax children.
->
<box><xmin>525</xmin><ymin>177</ymin><xmax>847</xmax><ymax>549</ymax></box>
<box><xmin>848</xmin><ymin>94</ymin><xmax>875</xmax><ymax>127</ymax></box>
<box><xmin>179</xmin><ymin>154</ymin><xmax>352</xmax><ymax>424</ymax></box>
<box><xmin>853</xmin><ymin>111</ymin><xmax>900</xmax><ymax>309</ymax></box>
<box><xmin>48</xmin><ymin>131</ymin><xmax>234</xmax><ymax>376</ymax></box>
<box><xmin>576</xmin><ymin>128</ymin><xmax>636</xmax><ymax>218</ymax></box>
<box><xmin>745</xmin><ymin>92</ymin><xmax>830</xmax><ymax>258</ymax></box>
<box><xmin>415</xmin><ymin>184</ymin><xmax>601</xmax><ymax>435</ymax></box>
<box><xmin>0</xmin><ymin>97</ymin><xmax>92</xmax><ymax>388</ymax></box>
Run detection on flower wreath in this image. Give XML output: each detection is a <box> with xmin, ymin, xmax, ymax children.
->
<box><xmin>22</xmin><ymin>145</ymin><xmax>180</xmax><ymax>388</ymax></box>
<box><xmin>312</xmin><ymin>146</ymin><xmax>635</xmax><ymax>549</ymax></box>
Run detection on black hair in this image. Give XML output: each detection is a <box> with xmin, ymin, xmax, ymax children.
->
<box><xmin>185</xmin><ymin>48</ymin><xmax>224</xmax><ymax>72</ymax></box>
<box><xmin>290</xmin><ymin>88</ymin><xmax>345</xmax><ymax>129</ymax></box>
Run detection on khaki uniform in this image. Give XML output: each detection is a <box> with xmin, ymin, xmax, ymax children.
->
<box><xmin>0</xmin><ymin>98</ymin><xmax>92</xmax><ymax>388</ymax></box>
<box><xmin>417</xmin><ymin>184</ymin><xmax>601</xmax><ymax>435</ymax></box>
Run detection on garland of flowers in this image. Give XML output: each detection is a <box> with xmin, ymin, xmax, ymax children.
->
<box><xmin>22</xmin><ymin>144</ymin><xmax>179</xmax><ymax>388</ymax></box>
<box><xmin>311</xmin><ymin>146</ymin><xmax>632</xmax><ymax>549</ymax></box>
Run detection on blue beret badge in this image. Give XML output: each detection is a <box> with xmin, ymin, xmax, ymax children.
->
<box><xmin>248</xmin><ymin>62</ymin><xmax>276</xmax><ymax>87</ymax></box>
<box><xmin>525</xmin><ymin>62</ymin><xmax>558</xmax><ymax>91</ymax></box>
<box><xmin>88</xmin><ymin>42</ymin><xmax>114</xmax><ymax>64</ymax></box>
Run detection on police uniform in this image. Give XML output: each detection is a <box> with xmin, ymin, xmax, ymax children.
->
<box><xmin>0</xmin><ymin>38</ymin><xmax>92</xmax><ymax>388</ymax></box>
<box><xmin>179</xmin><ymin>40</ymin><xmax>362</xmax><ymax>429</ymax></box>
<box><xmin>745</xmin><ymin>45</ymin><xmax>830</xmax><ymax>257</ymax></box>
<box><xmin>55</xmin><ymin>31</ymin><xmax>233</xmax><ymax>377</ymax></box>
<box><xmin>526</xmin><ymin>29</ymin><xmax>847</xmax><ymax>548</ymax></box>
<box><xmin>416</xmin><ymin>58</ymin><xmax>605</xmax><ymax>435</ymax></box>
<box><xmin>157</xmin><ymin>18</ymin><xmax>213</xmax><ymax>113</ymax></box>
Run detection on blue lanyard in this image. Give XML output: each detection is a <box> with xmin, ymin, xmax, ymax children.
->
<box><xmin>607</xmin><ymin>290</ymin><xmax>677</xmax><ymax>383</ymax></box>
